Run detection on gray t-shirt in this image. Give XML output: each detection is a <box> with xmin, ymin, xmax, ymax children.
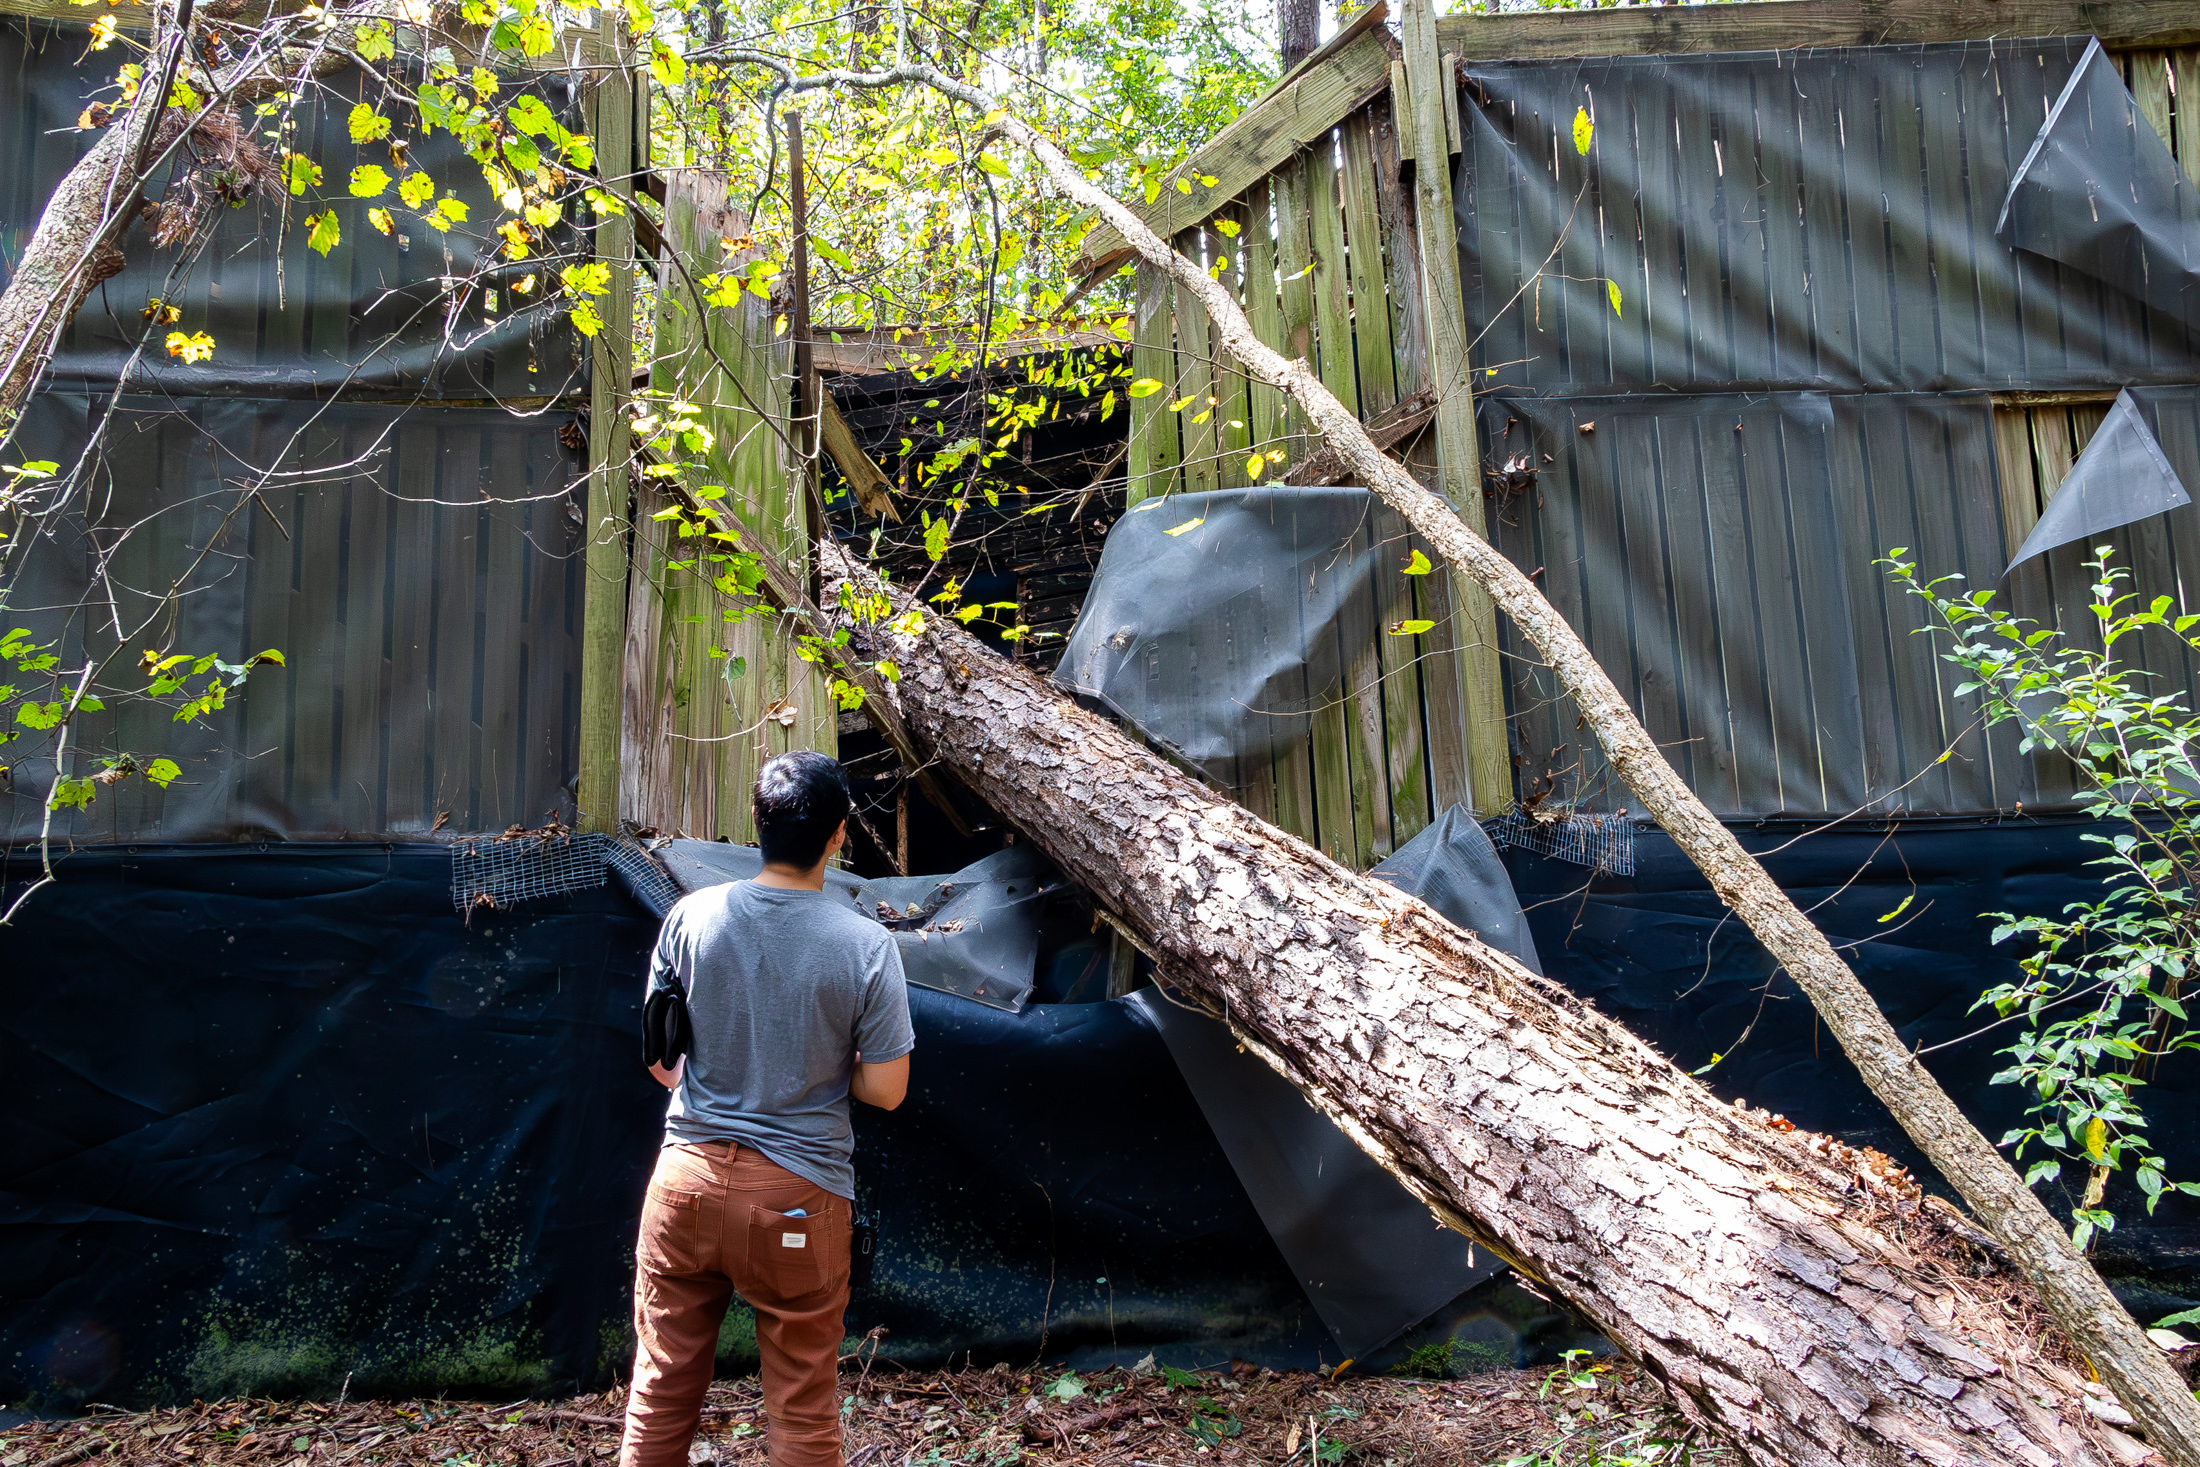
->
<box><xmin>648</xmin><ymin>880</ymin><xmax>915</xmax><ymax>1198</ymax></box>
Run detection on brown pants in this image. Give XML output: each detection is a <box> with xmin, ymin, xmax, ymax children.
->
<box><xmin>620</xmin><ymin>1142</ymin><xmax>851</xmax><ymax>1467</ymax></box>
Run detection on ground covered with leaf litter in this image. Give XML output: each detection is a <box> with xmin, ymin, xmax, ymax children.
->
<box><xmin>1</xmin><ymin>1356</ymin><xmax>1728</xmax><ymax>1467</ymax></box>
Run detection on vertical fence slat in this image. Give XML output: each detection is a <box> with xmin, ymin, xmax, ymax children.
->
<box><xmin>1274</xmin><ymin>156</ymin><xmax>1320</xmax><ymax>472</ymax></box>
<box><xmin>2175</xmin><ymin>49</ymin><xmax>2200</xmax><ymax>185</ymax></box>
<box><xmin>1176</xmin><ymin>226</ymin><xmax>1222</xmax><ymax>496</ymax></box>
<box><xmin>1340</xmin><ymin>112</ymin><xmax>1399</xmax><ymax>416</ymax></box>
<box><xmin>1306</xmin><ymin>133</ymin><xmax>1359</xmax><ymax>422</ymax></box>
<box><xmin>1243</xmin><ymin>178</ymin><xmax>1289</xmax><ymax>468</ymax></box>
<box><xmin>1213</xmin><ymin>204</ymin><xmax>1256</xmax><ymax>490</ymax></box>
<box><xmin>1128</xmin><ymin>261</ymin><xmax>1177</xmax><ymax>505</ymax></box>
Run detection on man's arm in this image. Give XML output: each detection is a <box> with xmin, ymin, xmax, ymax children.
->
<box><xmin>649</xmin><ymin>1059</ymin><xmax>682</xmax><ymax>1090</ymax></box>
<box><xmin>849</xmin><ymin>1053</ymin><xmax>909</xmax><ymax>1110</ymax></box>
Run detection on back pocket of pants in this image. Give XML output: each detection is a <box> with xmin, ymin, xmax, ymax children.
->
<box><xmin>747</xmin><ymin>1205</ymin><xmax>824</xmax><ymax>1297</ymax></box>
<box><xmin>640</xmin><ymin>1184</ymin><xmax>705</xmax><ymax>1273</ymax></box>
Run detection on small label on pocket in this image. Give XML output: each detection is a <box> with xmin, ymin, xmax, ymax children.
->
<box><xmin>782</xmin><ymin>1233</ymin><xmax>807</xmax><ymax>1248</ymax></box>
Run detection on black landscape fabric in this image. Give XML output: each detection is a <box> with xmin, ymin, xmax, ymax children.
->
<box><xmin>0</xmin><ymin>845</ymin><xmax>1337</xmax><ymax>1414</ymax></box>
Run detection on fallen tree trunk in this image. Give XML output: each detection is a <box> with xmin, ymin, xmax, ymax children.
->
<box><xmin>824</xmin><ymin>541</ymin><xmax>2158</xmax><ymax>1467</ymax></box>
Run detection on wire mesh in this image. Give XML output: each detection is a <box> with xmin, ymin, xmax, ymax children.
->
<box><xmin>449</xmin><ymin>832</ymin><xmax>682</xmax><ymax>917</ymax></box>
<box><xmin>1483</xmin><ymin>811</ymin><xmax>1636</xmax><ymax>877</ymax></box>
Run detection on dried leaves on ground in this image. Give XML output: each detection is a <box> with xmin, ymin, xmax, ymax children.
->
<box><xmin>0</xmin><ymin>1357</ymin><xmax>1728</xmax><ymax>1467</ymax></box>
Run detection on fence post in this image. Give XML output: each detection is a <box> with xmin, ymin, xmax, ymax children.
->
<box><xmin>1402</xmin><ymin>0</ymin><xmax>1511</xmax><ymax>815</ymax></box>
<box><xmin>577</xmin><ymin>15</ymin><xmax>639</xmax><ymax>834</ymax></box>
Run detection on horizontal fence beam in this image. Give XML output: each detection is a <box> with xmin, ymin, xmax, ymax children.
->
<box><xmin>1078</xmin><ymin>14</ymin><xmax>1393</xmax><ymax>271</ymax></box>
<box><xmin>1436</xmin><ymin>0</ymin><xmax>2200</xmax><ymax>60</ymax></box>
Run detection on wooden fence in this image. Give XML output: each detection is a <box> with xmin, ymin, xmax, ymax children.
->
<box><xmin>1084</xmin><ymin>0</ymin><xmax>2200</xmax><ymax>851</ymax></box>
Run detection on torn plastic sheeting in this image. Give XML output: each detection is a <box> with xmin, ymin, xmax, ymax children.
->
<box><xmin>1055</xmin><ymin>487</ymin><xmax>1394</xmax><ymax>773</ymax></box>
<box><xmin>1998</xmin><ymin>39</ymin><xmax>2200</xmax><ymax>331</ymax></box>
<box><xmin>654</xmin><ymin>841</ymin><xmax>1074</xmax><ymax>1012</ymax></box>
<box><xmin>1373</xmin><ymin>805</ymin><xmax>1543</xmax><ymax>975</ymax></box>
<box><xmin>2007</xmin><ymin>389</ymin><xmax>2192</xmax><ymax>571</ymax></box>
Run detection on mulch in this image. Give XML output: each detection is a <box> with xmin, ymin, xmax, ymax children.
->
<box><xmin>0</xmin><ymin>1358</ymin><xmax>1723</xmax><ymax>1467</ymax></box>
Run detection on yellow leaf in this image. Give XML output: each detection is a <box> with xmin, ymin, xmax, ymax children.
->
<box><xmin>367</xmin><ymin>207</ymin><xmax>394</xmax><ymax>235</ymax></box>
<box><xmin>1164</xmin><ymin>517</ymin><xmax>1204</xmax><ymax>537</ymax></box>
<box><xmin>1607</xmin><ymin>279</ymin><xmax>1623</xmax><ymax>317</ymax></box>
<box><xmin>1245</xmin><ymin>454</ymin><xmax>1264</xmax><ymax>481</ymax></box>
<box><xmin>1573</xmin><ymin>106</ymin><xmax>1593</xmax><ymax>156</ymax></box>
<box><xmin>2085</xmin><ymin>1117</ymin><xmax>2109</xmax><ymax>1162</ymax></box>
<box><xmin>1403</xmin><ymin>549</ymin><xmax>1432</xmax><ymax>575</ymax></box>
<box><xmin>1389</xmin><ymin>618</ymin><xmax>1436</xmax><ymax>636</ymax></box>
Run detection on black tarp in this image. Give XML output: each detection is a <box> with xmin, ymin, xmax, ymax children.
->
<box><xmin>0</xmin><ymin>393</ymin><xmax>588</xmax><ymax>844</ymax></box>
<box><xmin>1456</xmin><ymin>37</ymin><xmax>2200</xmax><ymax>398</ymax></box>
<box><xmin>1999</xmin><ymin>39</ymin><xmax>2200</xmax><ymax>334</ymax></box>
<box><xmin>1055</xmin><ymin>487</ymin><xmax>1397</xmax><ymax>775</ymax></box>
<box><xmin>0</xmin><ymin>21</ymin><xmax>583</xmax><ymax>402</ymax></box>
<box><xmin>2008</xmin><ymin>389</ymin><xmax>2192</xmax><ymax>570</ymax></box>
<box><xmin>0</xmin><ymin>846</ymin><xmax>1340</xmax><ymax>1414</ymax></box>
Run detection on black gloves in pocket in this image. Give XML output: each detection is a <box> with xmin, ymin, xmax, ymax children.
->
<box><xmin>642</xmin><ymin>986</ymin><xmax>691</xmax><ymax>1069</ymax></box>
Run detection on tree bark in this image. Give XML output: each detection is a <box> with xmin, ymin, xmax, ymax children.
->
<box><xmin>953</xmin><ymin>71</ymin><xmax>2200</xmax><ymax>1467</ymax></box>
<box><xmin>823</xmin><ymin>543</ymin><xmax>2161</xmax><ymax>1467</ymax></box>
<box><xmin>1278</xmin><ymin>0</ymin><xmax>1320</xmax><ymax>69</ymax></box>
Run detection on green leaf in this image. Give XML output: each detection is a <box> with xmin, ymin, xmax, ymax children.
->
<box><xmin>348</xmin><ymin>164</ymin><xmax>391</xmax><ymax>197</ymax></box>
<box><xmin>1877</xmin><ymin>893</ymin><xmax>1913</xmax><ymax>924</ymax></box>
<box><xmin>354</xmin><ymin>20</ymin><xmax>395</xmax><ymax>62</ymax></box>
<box><xmin>305</xmin><ymin>210</ymin><xmax>341</xmax><ymax>255</ymax></box>
<box><xmin>398</xmin><ymin>171</ymin><xmax>436</xmax><ymax>209</ymax></box>
<box><xmin>1390</xmin><ymin>619</ymin><xmax>1436</xmax><ymax>636</ymax></box>
<box><xmin>284</xmin><ymin>152</ymin><xmax>323</xmax><ymax>197</ymax></box>
<box><xmin>144</xmin><ymin>757</ymin><xmax>181</xmax><ymax>789</ymax></box>
<box><xmin>1127</xmin><ymin>378</ymin><xmax>1165</xmax><ymax>398</ymax></box>
<box><xmin>1047</xmin><ymin>1373</ymin><xmax>1085</xmax><ymax>1401</ymax></box>
<box><xmin>975</xmin><ymin>152</ymin><xmax>1011</xmax><ymax>177</ymax></box>
<box><xmin>650</xmin><ymin>39</ymin><xmax>686</xmax><ymax>86</ymax></box>
<box><xmin>348</xmin><ymin>103</ymin><xmax>392</xmax><ymax>143</ymax></box>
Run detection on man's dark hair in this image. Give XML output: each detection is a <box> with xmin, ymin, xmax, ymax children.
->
<box><xmin>754</xmin><ymin>751</ymin><xmax>852</xmax><ymax>868</ymax></box>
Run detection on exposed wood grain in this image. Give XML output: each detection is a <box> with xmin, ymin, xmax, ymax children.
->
<box><xmin>1211</xmin><ymin>205</ymin><xmax>1256</xmax><ymax>490</ymax></box>
<box><xmin>1273</xmin><ymin>156</ymin><xmax>1320</xmax><ymax>468</ymax></box>
<box><xmin>820</xmin><ymin>394</ymin><xmax>898</xmax><ymax>522</ymax></box>
<box><xmin>1305</xmin><ymin>142</ymin><xmax>1358</xmax><ymax>423</ymax></box>
<box><xmin>1436</xmin><ymin>0</ymin><xmax>2200</xmax><ymax>61</ymax></box>
<box><xmin>1241</xmin><ymin>178</ymin><xmax>1290</xmax><ymax>463</ymax></box>
<box><xmin>2175</xmin><ymin>48</ymin><xmax>2200</xmax><ymax>185</ymax></box>
<box><xmin>577</xmin><ymin>21</ymin><xmax>637</xmax><ymax>833</ymax></box>
<box><xmin>1078</xmin><ymin>29</ymin><xmax>1395</xmax><ymax>269</ymax></box>
<box><xmin>2133</xmin><ymin>50</ymin><xmax>2178</xmax><ymax>155</ymax></box>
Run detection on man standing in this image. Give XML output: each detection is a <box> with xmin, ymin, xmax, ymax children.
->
<box><xmin>620</xmin><ymin>751</ymin><xmax>914</xmax><ymax>1467</ymax></box>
